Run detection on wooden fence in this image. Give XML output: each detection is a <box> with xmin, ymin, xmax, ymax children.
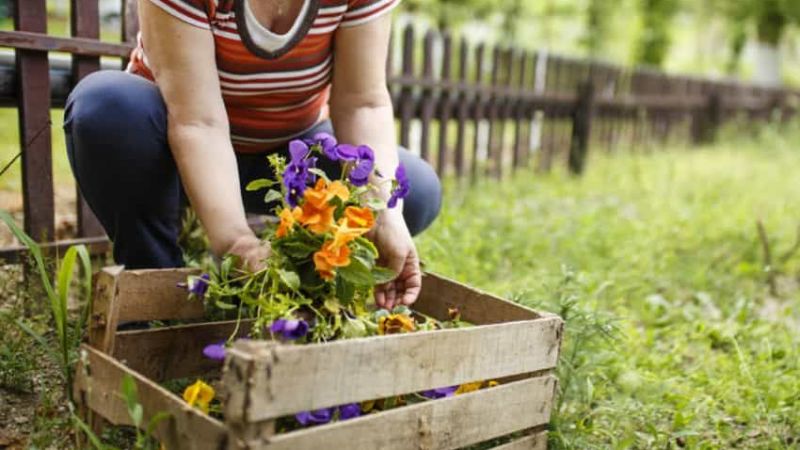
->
<box><xmin>0</xmin><ymin>0</ymin><xmax>798</xmax><ymax>261</ymax></box>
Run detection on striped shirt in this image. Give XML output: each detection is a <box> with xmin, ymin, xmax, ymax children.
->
<box><xmin>129</xmin><ymin>0</ymin><xmax>400</xmax><ymax>153</ymax></box>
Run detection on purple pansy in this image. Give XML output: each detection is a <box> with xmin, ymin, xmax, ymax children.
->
<box><xmin>346</xmin><ymin>145</ymin><xmax>376</xmax><ymax>187</ymax></box>
<box><xmin>182</xmin><ymin>273</ymin><xmax>210</xmax><ymax>298</ymax></box>
<box><xmin>269</xmin><ymin>318</ymin><xmax>310</xmax><ymax>340</ymax></box>
<box><xmin>338</xmin><ymin>403</ymin><xmax>361</xmax><ymax>420</ymax></box>
<box><xmin>421</xmin><ymin>385</ymin><xmax>458</xmax><ymax>399</ymax></box>
<box><xmin>306</xmin><ymin>132</ymin><xmax>339</xmax><ymax>161</ymax></box>
<box><xmin>295</xmin><ymin>408</ymin><xmax>333</xmax><ymax>426</ymax></box>
<box><xmin>202</xmin><ymin>342</ymin><xmax>226</xmax><ymax>361</ymax></box>
<box><xmin>387</xmin><ymin>163</ymin><xmax>410</xmax><ymax>208</ymax></box>
<box><xmin>283</xmin><ymin>140</ymin><xmax>318</xmax><ymax>207</ymax></box>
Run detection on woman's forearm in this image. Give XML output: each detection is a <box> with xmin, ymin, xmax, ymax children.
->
<box><xmin>330</xmin><ymin>95</ymin><xmax>399</xmax><ymax>205</ymax></box>
<box><xmin>169</xmin><ymin>122</ymin><xmax>252</xmax><ymax>256</ymax></box>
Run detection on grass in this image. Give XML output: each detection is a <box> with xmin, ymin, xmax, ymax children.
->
<box><xmin>1</xmin><ymin>120</ymin><xmax>800</xmax><ymax>448</ymax></box>
<box><xmin>415</xmin><ymin>121</ymin><xmax>800</xmax><ymax>448</ymax></box>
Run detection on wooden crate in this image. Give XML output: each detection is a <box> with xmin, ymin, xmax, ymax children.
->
<box><xmin>74</xmin><ymin>266</ymin><xmax>563</xmax><ymax>450</ymax></box>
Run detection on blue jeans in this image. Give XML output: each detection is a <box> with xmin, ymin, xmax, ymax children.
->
<box><xmin>63</xmin><ymin>71</ymin><xmax>442</xmax><ymax>269</ymax></box>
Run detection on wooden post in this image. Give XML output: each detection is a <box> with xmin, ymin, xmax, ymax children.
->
<box><xmin>568</xmin><ymin>81</ymin><xmax>594</xmax><ymax>175</ymax></box>
<box><xmin>398</xmin><ymin>25</ymin><xmax>415</xmax><ymax>150</ymax></box>
<box><xmin>14</xmin><ymin>0</ymin><xmax>54</xmax><ymax>243</ymax></box>
<box><xmin>453</xmin><ymin>38</ymin><xmax>469</xmax><ymax>179</ymax></box>
<box><xmin>71</xmin><ymin>0</ymin><xmax>105</xmax><ymax>238</ymax></box>
<box><xmin>436</xmin><ymin>32</ymin><xmax>452</xmax><ymax>177</ymax></box>
<box><xmin>691</xmin><ymin>90</ymin><xmax>722</xmax><ymax>144</ymax></box>
<box><xmin>418</xmin><ymin>31</ymin><xmax>435</xmax><ymax>164</ymax></box>
<box><xmin>470</xmin><ymin>43</ymin><xmax>486</xmax><ymax>183</ymax></box>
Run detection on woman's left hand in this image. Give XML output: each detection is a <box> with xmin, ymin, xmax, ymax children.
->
<box><xmin>369</xmin><ymin>209</ymin><xmax>421</xmax><ymax>309</ymax></box>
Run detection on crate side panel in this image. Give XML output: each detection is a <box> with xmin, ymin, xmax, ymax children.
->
<box><xmin>416</xmin><ymin>273</ymin><xmax>542</xmax><ymax>324</ymax></box>
<box><xmin>113</xmin><ymin>319</ymin><xmax>255</xmax><ymax>381</ymax></box>
<box><xmin>117</xmin><ymin>268</ymin><xmax>204</xmax><ymax>322</ymax></box>
<box><xmin>228</xmin><ymin>318</ymin><xmax>561</xmax><ymax>421</ymax></box>
<box><xmin>74</xmin><ymin>345</ymin><xmax>227</xmax><ymax>450</ymax></box>
<box><xmin>255</xmin><ymin>376</ymin><xmax>556</xmax><ymax>450</ymax></box>
<box><xmin>490</xmin><ymin>431</ymin><xmax>548</xmax><ymax>450</ymax></box>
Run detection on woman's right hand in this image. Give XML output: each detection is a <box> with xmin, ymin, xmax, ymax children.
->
<box><xmin>225</xmin><ymin>233</ymin><xmax>271</xmax><ymax>272</ymax></box>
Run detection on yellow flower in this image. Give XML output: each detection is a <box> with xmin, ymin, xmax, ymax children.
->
<box><xmin>455</xmin><ymin>381</ymin><xmax>483</xmax><ymax>395</ymax></box>
<box><xmin>378</xmin><ymin>314</ymin><xmax>416</xmax><ymax>335</ymax></box>
<box><xmin>183</xmin><ymin>380</ymin><xmax>215</xmax><ymax>414</ymax></box>
<box><xmin>327</xmin><ymin>180</ymin><xmax>350</xmax><ymax>202</ymax></box>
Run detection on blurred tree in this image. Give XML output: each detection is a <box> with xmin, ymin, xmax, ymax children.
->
<box><xmin>634</xmin><ymin>0</ymin><xmax>679</xmax><ymax>67</ymax></box>
<box><xmin>716</xmin><ymin>0</ymin><xmax>800</xmax><ymax>85</ymax></box>
<box><xmin>580</xmin><ymin>0</ymin><xmax>615</xmax><ymax>57</ymax></box>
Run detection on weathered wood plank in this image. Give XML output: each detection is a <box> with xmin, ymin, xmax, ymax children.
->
<box><xmin>113</xmin><ymin>319</ymin><xmax>256</xmax><ymax>382</ymax></box>
<box><xmin>88</xmin><ymin>266</ymin><xmax>124</xmax><ymax>353</ymax></box>
<box><xmin>14</xmin><ymin>0</ymin><xmax>54</xmax><ymax>242</ymax></box>
<box><xmin>74</xmin><ymin>345</ymin><xmax>227</xmax><ymax>450</ymax></box>
<box><xmin>235</xmin><ymin>376</ymin><xmax>557</xmax><ymax>450</ymax></box>
<box><xmin>398</xmin><ymin>24</ymin><xmax>415</xmax><ymax>149</ymax></box>
<box><xmin>223</xmin><ymin>317</ymin><xmax>561</xmax><ymax>422</ymax></box>
<box><xmin>415</xmin><ymin>272</ymin><xmax>546</xmax><ymax>324</ymax></box>
<box><xmin>0</xmin><ymin>30</ymin><xmax>134</xmax><ymax>57</ymax></box>
<box><xmin>115</xmin><ymin>268</ymin><xmax>204</xmax><ymax>322</ymax></box>
<box><xmin>490</xmin><ymin>431</ymin><xmax>548</xmax><ymax>450</ymax></box>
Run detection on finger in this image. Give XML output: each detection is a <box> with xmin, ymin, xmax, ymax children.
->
<box><xmin>400</xmin><ymin>253</ymin><xmax>422</xmax><ymax>306</ymax></box>
<box><xmin>384</xmin><ymin>281</ymin><xmax>397</xmax><ymax>310</ymax></box>
<box><xmin>375</xmin><ymin>285</ymin><xmax>387</xmax><ymax>309</ymax></box>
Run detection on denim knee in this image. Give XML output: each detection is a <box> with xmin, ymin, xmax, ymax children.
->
<box><xmin>64</xmin><ymin>71</ymin><xmax>172</xmax><ymax>207</ymax></box>
<box><xmin>398</xmin><ymin>149</ymin><xmax>442</xmax><ymax>236</ymax></box>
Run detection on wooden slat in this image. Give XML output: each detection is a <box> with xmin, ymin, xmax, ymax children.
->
<box><xmin>223</xmin><ymin>316</ymin><xmax>561</xmax><ymax>422</ymax></box>
<box><xmin>71</xmin><ymin>0</ymin><xmax>105</xmax><ymax>239</ymax></box>
<box><xmin>512</xmin><ymin>50</ymin><xmax>530</xmax><ymax>169</ymax></box>
<box><xmin>470</xmin><ymin>43</ymin><xmax>485</xmax><ymax>182</ymax></box>
<box><xmin>486</xmin><ymin>46</ymin><xmax>502</xmax><ymax>179</ymax></box>
<box><xmin>0</xmin><ymin>30</ymin><xmax>134</xmax><ymax>57</ymax></box>
<box><xmin>88</xmin><ymin>266</ymin><xmax>124</xmax><ymax>353</ymax></box>
<box><xmin>490</xmin><ymin>431</ymin><xmax>548</xmax><ymax>450</ymax></box>
<box><xmin>398</xmin><ymin>24</ymin><xmax>414</xmax><ymax>149</ymax></box>
<box><xmin>0</xmin><ymin>235</ymin><xmax>109</xmax><ymax>264</ymax></box>
<box><xmin>14</xmin><ymin>1</ymin><xmax>54</xmax><ymax>242</ymax></box>
<box><xmin>115</xmin><ymin>268</ymin><xmax>204</xmax><ymax>322</ymax></box>
<box><xmin>418</xmin><ymin>30</ymin><xmax>435</xmax><ymax>164</ymax></box>
<box><xmin>74</xmin><ymin>345</ymin><xmax>227</xmax><ymax>450</ymax></box>
<box><xmin>113</xmin><ymin>319</ymin><xmax>256</xmax><ymax>381</ymax></box>
<box><xmin>234</xmin><ymin>376</ymin><xmax>557</xmax><ymax>450</ymax></box>
<box><xmin>415</xmin><ymin>272</ymin><xmax>546</xmax><ymax>324</ymax></box>
<box><xmin>436</xmin><ymin>32</ymin><xmax>452</xmax><ymax>177</ymax></box>
<box><xmin>453</xmin><ymin>38</ymin><xmax>469</xmax><ymax>178</ymax></box>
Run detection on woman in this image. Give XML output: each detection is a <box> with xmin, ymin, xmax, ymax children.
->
<box><xmin>63</xmin><ymin>0</ymin><xmax>441</xmax><ymax>308</ymax></box>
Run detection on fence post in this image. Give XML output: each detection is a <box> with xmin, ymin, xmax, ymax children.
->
<box><xmin>14</xmin><ymin>0</ymin><xmax>55</xmax><ymax>243</ymax></box>
<box><xmin>568</xmin><ymin>81</ymin><xmax>594</xmax><ymax>175</ymax></box>
<box><xmin>692</xmin><ymin>90</ymin><xmax>722</xmax><ymax>144</ymax></box>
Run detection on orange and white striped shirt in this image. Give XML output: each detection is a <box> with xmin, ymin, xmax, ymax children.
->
<box><xmin>129</xmin><ymin>0</ymin><xmax>400</xmax><ymax>153</ymax></box>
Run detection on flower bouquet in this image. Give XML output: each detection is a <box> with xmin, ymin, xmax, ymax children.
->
<box><xmin>179</xmin><ymin>134</ymin><xmax>495</xmax><ymax>428</ymax></box>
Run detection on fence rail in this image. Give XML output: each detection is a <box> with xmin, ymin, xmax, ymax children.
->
<box><xmin>0</xmin><ymin>0</ymin><xmax>798</xmax><ymax>262</ymax></box>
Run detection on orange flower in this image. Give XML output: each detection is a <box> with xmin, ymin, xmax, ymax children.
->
<box><xmin>378</xmin><ymin>314</ymin><xmax>416</xmax><ymax>335</ymax></box>
<box><xmin>313</xmin><ymin>240</ymin><xmax>351</xmax><ymax>280</ymax></box>
<box><xmin>298</xmin><ymin>179</ymin><xmax>341</xmax><ymax>234</ymax></box>
<box><xmin>276</xmin><ymin>207</ymin><xmax>302</xmax><ymax>238</ymax></box>
<box><xmin>454</xmin><ymin>381</ymin><xmax>483</xmax><ymax>395</ymax></box>
<box><xmin>344</xmin><ymin>206</ymin><xmax>375</xmax><ymax>230</ymax></box>
<box><xmin>304</xmin><ymin>179</ymin><xmax>333</xmax><ymax>209</ymax></box>
<box><xmin>331</xmin><ymin>218</ymin><xmax>368</xmax><ymax>249</ymax></box>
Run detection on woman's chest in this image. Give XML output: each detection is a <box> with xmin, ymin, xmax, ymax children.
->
<box><xmin>207</xmin><ymin>0</ymin><xmax>348</xmax><ymax>73</ymax></box>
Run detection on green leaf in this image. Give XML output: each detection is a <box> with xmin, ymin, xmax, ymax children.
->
<box><xmin>276</xmin><ymin>240</ymin><xmax>318</xmax><ymax>259</ymax></box>
<box><xmin>131</xmin><ymin>403</ymin><xmax>144</xmax><ymax>428</ymax></box>
<box><xmin>354</xmin><ymin>237</ymin><xmax>379</xmax><ymax>258</ymax></box>
<box><xmin>120</xmin><ymin>375</ymin><xmax>140</xmax><ymax>425</ymax></box>
<box><xmin>263</xmin><ymin>189</ymin><xmax>283</xmax><ymax>204</ymax></box>
<box><xmin>366</xmin><ymin>197</ymin><xmax>387</xmax><ymax>211</ymax></box>
<box><xmin>214</xmin><ymin>299</ymin><xmax>238</xmax><ymax>310</ymax></box>
<box><xmin>308</xmin><ymin>168</ymin><xmax>331</xmax><ymax>182</ymax></box>
<box><xmin>277</xmin><ymin>269</ymin><xmax>301</xmax><ymax>291</ymax></box>
<box><xmin>372</xmin><ymin>266</ymin><xmax>397</xmax><ymax>284</ymax></box>
<box><xmin>324</xmin><ymin>298</ymin><xmax>341</xmax><ymax>314</ymax></box>
<box><xmin>335</xmin><ymin>276</ymin><xmax>356</xmax><ymax>303</ymax></box>
<box><xmin>338</xmin><ymin>257</ymin><xmax>373</xmax><ymax>285</ymax></box>
<box><xmin>71</xmin><ymin>412</ymin><xmax>111</xmax><ymax>450</ymax></box>
<box><xmin>245</xmin><ymin>178</ymin><xmax>276</xmax><ymax>191</ymax></box>
<box><xmin>146</xmin><ymin>411</ymin><xmax>172</xmax><ymax>437</ymax></box>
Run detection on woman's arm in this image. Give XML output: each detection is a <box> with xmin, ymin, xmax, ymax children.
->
<box><xmin>139</xmin><ymin>1</ymin><xmax>268</xmax><ymax>269</ymax></box>
<box><xmin>330</xmin><ymin>13</ymin><xmax>421</xmax><ymax>308</ymax></box>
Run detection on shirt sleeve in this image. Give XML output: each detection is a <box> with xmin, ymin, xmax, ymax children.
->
<box><xmin>340</xmin><ymin>0</ymin><xmax>400</xmax><ymax>28</ymax></box>
<box><xmin>145</xmin><ymin>0</ymin><xmax>211</xmax><ymax>30</ymax></box>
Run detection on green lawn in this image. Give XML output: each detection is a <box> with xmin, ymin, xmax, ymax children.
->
<box><xmin>416</xmin><ymin>122</ymin><xmax>800</xmax><ymax>449</ymax></box>
<box><xmin>1</xmin><ymin>120</ymin><xmax>799</xmax><ymax>448</ymax></box>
